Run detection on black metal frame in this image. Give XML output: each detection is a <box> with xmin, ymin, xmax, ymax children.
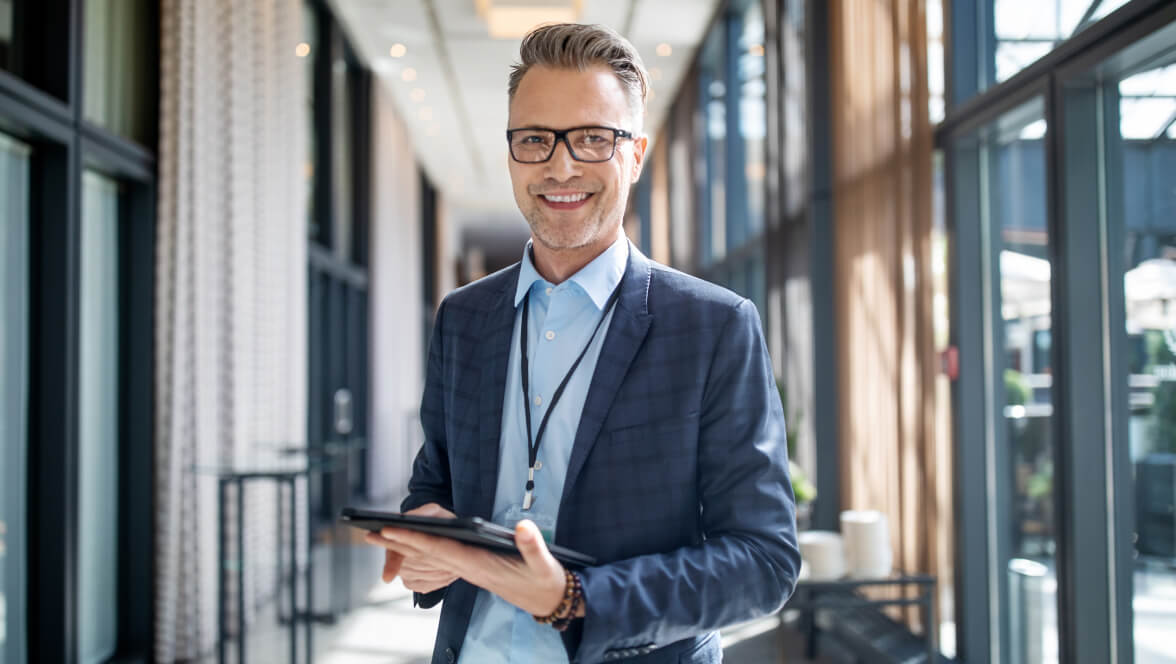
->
<box><xmin>4</xmin><ymin>0</ymin><xmax>159</xmax><ymax>661</ymax></box>
<box><xmin>505</xmin><ymin>126</ymin><xmax>636</xmax><ymax>163</ymax></box>
<box><xmin>940</xmin><ymin>1</ymin><xmax>1176</xmax><ymax>662</ymax></box>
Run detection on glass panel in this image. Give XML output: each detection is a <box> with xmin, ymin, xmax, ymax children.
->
<box><xmin>698</xmin><ymin>19</ymin><xmax>726</xmax><ymax>267</ymax></box>
<box><xmin>0</xmin><ymin>0</ymin><xmax>12</xmax><ymax>72</ymax></box>
<box><xmin>958</xmin><ymin>0</ymin><xmax>1132</xmax><ymax>100</ymax></box>
<box><xmin>736</xmin><ymin>0</ymin><xmax>766</xmax><ymax>242</ymax></box>
<box><xmin>303</xmin><ymin>2</ymin><xmax>319</xmax><ymax>242</ymax></box>
<box><xmin>84</xmin><ymin>0</ymin><xmax>151</xmax><ymax>144</ymax></box>
<box><xmin>77</xmin><ymin>170</ymin><xmax>120</xmax><ymax>664</ymax></box>
<box><xmin>331</xmin><ymin>37</ymin><xmax>353</xmax><ymax>261</ymax></box>
<box><xmin>1111</xmin><ymin>49</ymin><xmax>1176</xmax><ymax>664</ymax></box>
<box><xmin>956</xmin><ymin>98</ymin><xmax>1058</xmax><ymax>663</ymax></box>
<box><xmin>0</xmin><ymin>131</ymin><xmax>31</xmax><ymax>664</ymax></box>
<box><xmin>991</xmin><ymin>101</ymin><xmax>1058</xmax><ymax>664</ymax></box>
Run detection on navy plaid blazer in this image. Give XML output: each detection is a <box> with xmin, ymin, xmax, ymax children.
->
<box><xmin>403</xmin><ymin>244</ymin><xmax>800</xmax><ymax>664</ymax></box>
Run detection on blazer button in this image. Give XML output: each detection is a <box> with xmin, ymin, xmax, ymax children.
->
<box><xmin>445</xmin><ymin>647</ymin><xmax>456</xmax><ymax>663</ymax></box>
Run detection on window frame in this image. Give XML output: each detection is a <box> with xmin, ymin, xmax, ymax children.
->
<box><xmin>0</xmin><ymin>0</ymin><xmax>158</xmax><ymax>661</ymax></box>
<box><xmin>941</xmin><ymin>1</ymin><xmax>1176</xmax><ymax>663</ymax></box>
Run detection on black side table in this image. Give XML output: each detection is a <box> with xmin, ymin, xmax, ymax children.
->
<box><xmin>788</xmin><ymin>573</ymin><xmax>938</xmax><ymax>663</ymax></box>
<box><xmin>196</xmin><ymin>452</ymin><xmax>342</xmax><ymax>664</ymax></box>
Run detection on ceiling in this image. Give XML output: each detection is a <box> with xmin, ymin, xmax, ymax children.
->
<box><xmin>329</xmin><ymin>0</ymin><xmax>721</xmax><ymax>225</ymax></box>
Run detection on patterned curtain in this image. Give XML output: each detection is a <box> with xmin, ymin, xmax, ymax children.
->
<box><xmin>155</xmin><ymin>0</ymin><xmax>307</xmax><ymax>659</ymax></box>
<box><xmin>829</xmin><ymin>0</ymin><xmax>949</xmax><ymax>634</ymax></box>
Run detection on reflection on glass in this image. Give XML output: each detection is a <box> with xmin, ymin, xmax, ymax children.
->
<box><xmin>78</xmin><ymin>171</ymin><xmax>120</xmax><ymax>664</ymax></box>
<box><xmin>1115</xmin><ymin>60</ymin><xmax>1176</xmax><ymax>664</ymax></box>
<box><xmin>84</xmin><ymin>0</ymin><xmax>151</xmax><ymax>143</ymax></box>
<box><xmin>1</xmin><ymin>131</ymin><xmax>31</xmax><ymax>664</ymax></box>
<box><xmin>993</xmin><ymin>103</ymin><xmax>1058</xmax><ymax>664</ymax></box>
<box><xmin>737</xmin><ymin>0</ymin><xmax>765</xmax><ymax>240</ymax></box>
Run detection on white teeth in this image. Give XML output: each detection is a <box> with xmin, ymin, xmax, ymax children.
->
<box><xmin>543</xmin><ymin>193</ymin><xmax>589</xmax><ymax>203</ymax></box>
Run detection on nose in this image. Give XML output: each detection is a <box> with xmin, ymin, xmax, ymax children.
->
<box><xmin>544</xmin><ymin>137</ymin><xmax>582</xmax><ymax>181</ymax></box>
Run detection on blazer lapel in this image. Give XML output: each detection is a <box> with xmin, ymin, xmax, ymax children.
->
<box><xmin>559</xmin><ymin>244</ymin><xmax>653</xmax><ymax>510</ymax></box>
<box><xmin>475</xmin><ymin>267</ymin><xmax>519</xmax><ymax>519</ymax></box>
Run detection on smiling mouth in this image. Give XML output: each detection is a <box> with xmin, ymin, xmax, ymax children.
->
<box><xmin>538</xmin><ymin>192</ymin><xmax>594</xmax><ymax>209</ymax></box>
<box><xmin>540</xmin><ymin>192</ymin><xmax>592</xmax><ymax>203</ymax></box>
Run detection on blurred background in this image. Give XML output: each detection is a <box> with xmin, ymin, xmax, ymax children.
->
<box><xmin>1</xmin><ymin>0</ymin><xmax>1175</xmax><ymax>662</ymax></box>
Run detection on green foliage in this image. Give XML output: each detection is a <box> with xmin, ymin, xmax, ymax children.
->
<box><xmin>777</xmin><ymin>381</ymin><xmax>816</xmax><ymax>504</ymax></box>
<box><xmin>789</xmin><ymin>460</ymin><xmax>817</xmax><ymax>504</ymax></box>
<box><xmin>1005</xmin><ymin>369</ymin><xmax>1031</xmax><ymax>406</ymax></box>
<box><xmin>1146</xmin><ymin>332</ymin><xmax>1176</xmax><ymax>454</ymax></box>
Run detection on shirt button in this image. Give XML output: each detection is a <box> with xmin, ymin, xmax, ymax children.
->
<box><xmin>545</xmin><ymin>330</ymin><xmax>556</xmax><ymax>340</ymax></box>
<box><xmin>545</xmin><ymin>287</ymin><xmax>552</xmax><ymax>295</ymax></box>
<box><xmin>533</xmin><ymin>396</ymin><xmax>542</xmax><ymax>406</ymax></box>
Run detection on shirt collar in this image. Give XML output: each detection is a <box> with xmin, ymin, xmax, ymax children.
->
<box><xmin>513</xmin><ymin>234</ymin><xmax>629</xmax><ymax>310</ymax></box>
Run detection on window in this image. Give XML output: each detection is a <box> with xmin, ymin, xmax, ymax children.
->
<box><xmin>945</xmin><ymin>2</ymin><xmax>1176</xmax><ymax>662</ymax></box>
<box><xmin>953</xmin><ymin>98</ymin><xmax>1059</xmax><ymax>663</ymax></box>
<box><xmin>688</xmin><ymin>0</ymin><xmax>768</xmax><ymax>322</ymax></box>
<box><xmin>0</xmin><ymin>130</ymin><xmax>30</xmax><ymax>664</ymax></box>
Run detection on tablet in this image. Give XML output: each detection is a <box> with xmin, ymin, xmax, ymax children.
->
<box><xmin>339</xmin><ymin>507</ymin><xmax>597</xmax><ymax>568</ymax></box>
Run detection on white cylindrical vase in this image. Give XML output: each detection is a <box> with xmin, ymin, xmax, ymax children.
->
<box><xmin>798</xmin><ymin>530</ymin><xmax>847</xmax><ymax>581</ymax></box>
<box><xmin>840</xmin><ymin>509</ymin><xmax>893</xmax><ymax>579</ymax></box>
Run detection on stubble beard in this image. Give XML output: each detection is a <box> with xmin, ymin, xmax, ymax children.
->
<box><xmin>524</xmin><ymin>202</ymin><xmax>609</xmax><ymax>252</ymax></box>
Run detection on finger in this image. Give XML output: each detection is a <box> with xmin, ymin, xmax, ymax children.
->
<box><xmin>382</xmin><ymin>550</ymin><xmax>405</xmax><ymax>584</ymax></box>
<box><xmin>401</xmin><ymin>558</ymin><xmax>456</xmax><ymax>575</ymax></box>
<box><xmin>514</xmin><ymin>520</ymin><xmax>558</xmax><ymax>573</ymax></box>
<box><xmin>401</xmin><ymin>568</ymin><xmax>458</xmax><ymax>585</ymax></box>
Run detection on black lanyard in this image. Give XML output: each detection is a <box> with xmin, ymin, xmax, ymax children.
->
<box><xmin>519</xmin><ymin>277</ymin><xmax>623</xmax><ymax>510</ymax></box>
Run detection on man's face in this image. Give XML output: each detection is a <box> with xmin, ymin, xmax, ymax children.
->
<box><xmin>507</xmin><ymin>64</ymin><xmax>647</xmax><ymax>253</ymax></box>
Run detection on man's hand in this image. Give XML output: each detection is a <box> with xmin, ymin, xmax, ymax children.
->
<box><xmin>374</xmin><ymin>503</ymin><xmax>459</xmax><ymax>593</ymax></box>
<box><xmin>363</xmin><ymin>508</ymin><xmax>572</xmax><ymax>617</ymax></box>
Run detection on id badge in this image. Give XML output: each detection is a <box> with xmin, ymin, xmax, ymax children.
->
<box><xmin>501</xmin><ymin>504</ymin><xmax>557</xmax><ymax>544</ymax></box>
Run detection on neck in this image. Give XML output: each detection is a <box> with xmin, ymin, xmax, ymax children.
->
<box><xmin>530</xmin><ymin>228</ymin><xmax>623</xmax><ymax>284</ymax></box>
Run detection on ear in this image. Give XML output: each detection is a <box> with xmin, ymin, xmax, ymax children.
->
<box><xmin>630</xmin><ymin>134</ymin><xmax>649</xmax><ymax>183</ymax></box>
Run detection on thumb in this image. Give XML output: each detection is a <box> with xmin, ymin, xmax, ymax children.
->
<box><xmin>515</xmin><ymin>520</ymin><xmax>556</xmax><ymax>571</ymax></box>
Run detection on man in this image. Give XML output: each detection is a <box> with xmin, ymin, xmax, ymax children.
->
<box><xmin>365</xmin><ymin>23</ymin><xmax>799</xmax><ymax>664</ymax></box>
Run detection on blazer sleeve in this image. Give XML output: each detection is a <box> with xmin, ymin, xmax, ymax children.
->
<box><xmin>401</xmin><ymin>298</ymin><xmax>456</xmax><ymax>609</ymax></box>
<box><xmin>566</xmin><ymin>298</ymin><xmax>802</xmax><ymax>663</ymax></box>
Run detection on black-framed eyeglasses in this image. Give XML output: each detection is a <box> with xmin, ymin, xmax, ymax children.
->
<box><xmin>506</xmin><ymin>126</ymin><xmax>635</xmax><ymax>163</ymax></box>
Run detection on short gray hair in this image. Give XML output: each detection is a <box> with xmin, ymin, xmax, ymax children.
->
<box><xmin>508</xmin><ymin>23</ymin><xmax>648</xmax><ymax>132</ymax></box>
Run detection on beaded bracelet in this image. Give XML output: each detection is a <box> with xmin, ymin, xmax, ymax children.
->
<box><xmin>534</xmin><ymin>570</ymin><xmax>583</xmax><ymax>631</ymax></box>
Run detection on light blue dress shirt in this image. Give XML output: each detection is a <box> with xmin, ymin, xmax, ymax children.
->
<box><xmin>457</xmin><ymin>235</ymin><xmax>629</xmax><ymax>664</ymax></box>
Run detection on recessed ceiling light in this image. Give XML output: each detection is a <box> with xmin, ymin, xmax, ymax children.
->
<box><xmin>656</xmin><ymin>43</ymin><xmax>672</xmax><ymax>57</ymax></box>
<box><xmin>390</xmin><ymin>43</ymin><xmax>407</xmax><ymax>58</ymax></box>
<box><xmin>476</xmin><ymin>1</ymin><xmax>581</xmax><ymax>39</ymax></box>
<box><xmin>410</xmin><ymin>88</ymin><xmax>426</xmax><ymax>102</ymax></box>
<box><xmin>295</xmin><ymin>42</ymin><xmax>311</xmax><ymax>58</ymax></box>
<box><xmin>402</xmin><ymin>67</ymin><xmax>418</xmax><ymax>82</ymax></box>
